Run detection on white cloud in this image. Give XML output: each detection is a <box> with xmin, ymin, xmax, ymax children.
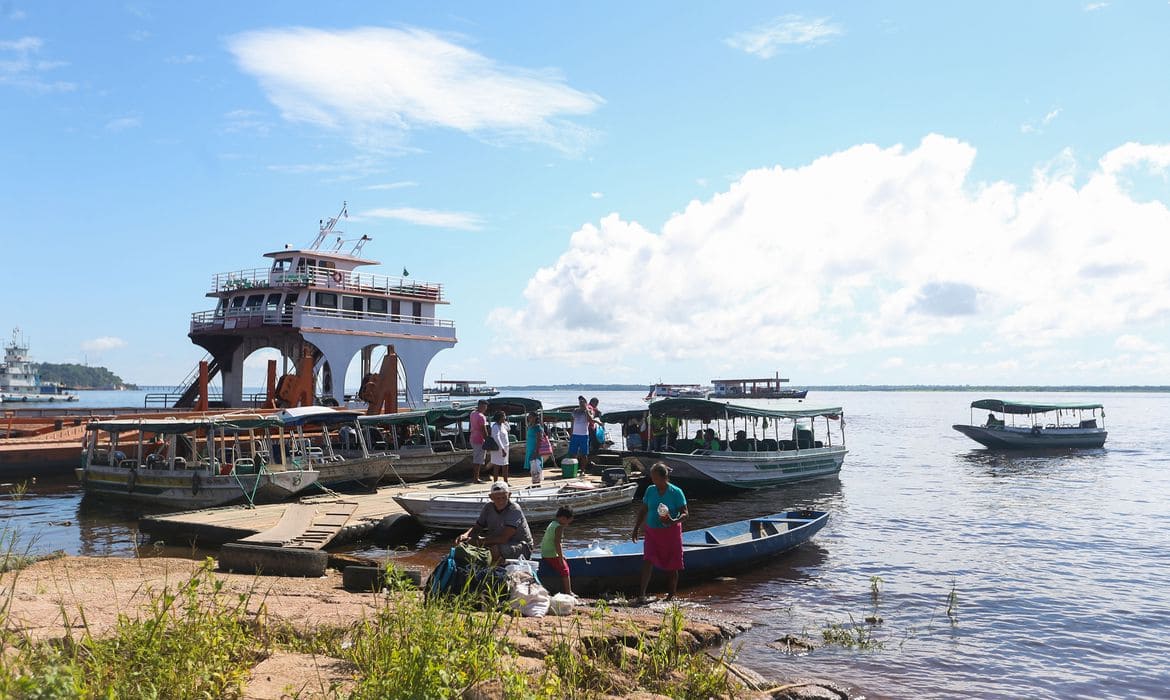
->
<box><xmin>81</xmin><ymin>337</ymin><xmax>127</xmax><ymax>352</ymax></box>
<box><xmin>105</xmin><ymin>115</ymin><xmax>141</xmax><ymax>131</ymax></box>
<box><xmin>490</xmin><ymin>135</ymin><xmax>1170</xmax><ymax>380</ymax></box>
<box><xmin>1115</xmin><ymin>334</ymin><xmax>1161</xmax><ymax>352</ymax></box>
<box><xmin>590</xmin><ymin>192</ymin><xmax>604</xmax><ymax>199</ymax></box>
<box><xmin>360</xmin><ymin>206</ymin><xmax>483</xmax><ymax>231</ymax></box>
<box><xmin>0</xmin><ymin>35</ymin><xmax>75</xmax><ymax>92</ymax></box>
<box><xmin>1083</xmin><ymin>2</ymin><xmax>1109</xmax><ymax>10</ymax></box>
<box><xmin>726</xmin><ymin>15</ymin><xmax>843</xmax><ymax>59</ymax></box>
<box><xmin>365</xmin><ymin>181</ymin><xmax>418</xmax><ymax>191</ymax></box>
<box><xmin>1020</xmin><ymin>106</ymin><xmax>1061</xmax><ymax>134</ymax></box>
<box><xmin>165</xmin><ymin>53</ymin><xmax>202</xmax><ymax>64</ymax></box>
<box><xmin>227</xmin><ymin>26</ymin><xmax>603</xmax><ymax>153</ymax></box>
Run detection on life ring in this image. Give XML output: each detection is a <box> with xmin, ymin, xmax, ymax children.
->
<box><xmin>332</xmin><ymin>271</ymin><xmax>343</xmax><ymax>284</ymax></box>
<box><xmin>191</xmin><ymin>471</ymin><xmax>202</xmax><ymax>495</ymax></box>
<box><xmin>1031</xmin><ymin>425</ymin><xmax>1042</xmax><ymax>436</ymax></box>
<box><xmin>127</xmin><ymin>467</ymin><xmax>138</xmax><ymax>493</ymax></box>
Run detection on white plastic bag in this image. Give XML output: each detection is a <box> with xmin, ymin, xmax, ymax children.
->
<box><xmin>530</xmin><ymin>458</ymin><xmax>543</xmax><ymax>484</ymax></box>
<box><xmin>582</xmin><ymin>539</ymin><xmax>613</xmax><ymax>557</ymax></box>
<box><xmin>504</xmin><ymin>558</ymin><xmax>539</xmax><ymax>580</ymax></box>
<box><xmin>508</xmin><ymin>580</ymin><xmax>550</xmax><ymax>617</ymax></box>
<box><xmin>548</xmin><ymin>593</ymin><xmax>577</xmax><ymax>616</ymax></box>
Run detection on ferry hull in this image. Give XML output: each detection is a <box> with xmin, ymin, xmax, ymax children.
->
<box><xmin>952</xmin><ymin>424</ymin><xmax>1107</xmax><ymax>449</ymax></box>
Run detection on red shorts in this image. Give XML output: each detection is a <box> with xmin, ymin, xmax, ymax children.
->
<box><xmin>643</xmin><ymin>522</ymin><xmax>685</xmax><ymax>571</ymax></box>
<box><xmin>545</xmin><ymin>555</ymin><xmax>570</xmax><ymax>577</ymax></box>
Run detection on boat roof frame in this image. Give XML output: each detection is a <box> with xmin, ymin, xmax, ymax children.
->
<box><xmin>970</xmin><ymin>399</ymin><xmax>1104</xmax><ymax>414</ymax></box>
<box><xmin>597</xmin><ymin>397</ymin><xmax>842</xmax><ymax>424</ymax></box>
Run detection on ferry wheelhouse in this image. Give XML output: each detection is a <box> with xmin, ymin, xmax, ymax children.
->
<box><xmin>185</xmin><ymin>204</ymin><xmax>457</xmax><ymax>409</ymax></box>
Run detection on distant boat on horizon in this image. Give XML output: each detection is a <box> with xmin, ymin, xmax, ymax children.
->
<box><xmin>0</xmin><ymin>328</ymin><xmax>79</xmax><ymax>404</ymax></box>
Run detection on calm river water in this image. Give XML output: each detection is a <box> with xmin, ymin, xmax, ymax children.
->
<box><xmin>3</xmin><ymin>389</ymin><xmax>1168</xmax><ymax>699</ymax></box>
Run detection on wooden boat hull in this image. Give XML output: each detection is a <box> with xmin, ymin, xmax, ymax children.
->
<box><xmin>617</xmin><ymin>446</ymin><xmax>846</xmax><ymax>490</ymax></box>
<box><xmin>952</xmin><ymin>424</ymin><xmax>1107</xmax><ymax>449</ymax></box>
<box><xmin>314</xmin><ymin>454</ymin><xmax>395</xmax><ymax>489</ymax></box>
<box><xmin>75</xmin><ymin>465</ymin><xmax>318</xmax><ymax>509</ymax></box>
<box><xmin>378</xmin><ymin>448</ymin><xmax>472</xmax><ymax>483</ymax></box>
<box><xmin>538</xmin><ymin>509</ymin><xmax>828</xmax><ymax>594</ymax></box>
<box><xmin>393</xmin><ymin>481</ymin><xmax>638</xmax><ymax>531</ymax></box>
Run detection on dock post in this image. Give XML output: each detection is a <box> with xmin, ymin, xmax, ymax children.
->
<box><xmin>265</xmin><ymin>360</ymin><xmax>277</xmax><ymax>408</ymax></box>
<box><xmin>196</xmin><ymin>361</ymin><xmax>209</xmax><ymax>412</ymax></box>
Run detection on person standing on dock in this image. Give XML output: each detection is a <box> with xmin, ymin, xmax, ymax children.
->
<box><xmin>490</xmin><ymin>410</ymin><xmax>511</xmax><ymax>483</ymax></box>
<box><xmin>631</xmin><ymin>462</ymin><xmax>688</xmax><ymax>602</ymax></box>
<box><xmin>469</xmin><ymin>399</ymin><xmax>488</xmax><ymax>483</ymax></box>
<box><xmin>569</xmin><ymin>395</ymin><xmax>593</xmax><ymax>473</ymax></box>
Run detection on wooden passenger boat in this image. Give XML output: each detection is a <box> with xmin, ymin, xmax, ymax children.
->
<box><xmin>393</xmin><ymin>480</ymin><xmax>637</xmax><ymax>531</ymax></box>
<box><xmin>952</xmin><ymin>399</ymin><xmax>1107</xmax><ymax>449</ymax></box>
<box><xmin>600</xmin><ymin>398</ymin><xmax>846</xmax><ymax>491</ymax></box>
<box><xmin>273</xmin><ymin>406</ymin><xmax>396</xmax><ymax>488</ymax></box>
<box><xmin>537</xmin><ymin>509</ymin><xmax>829</xmax><ymax>594</ymax></box>
<box><xmin>77</xmin><ymin>414</ymin><xmax>319</xmax><ymax>509</ymax></box>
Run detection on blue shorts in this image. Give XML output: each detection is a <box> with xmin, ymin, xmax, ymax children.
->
<box><xmin>569</xmin><ymin>434</ymin><xmax>590</xmax><ymax>455</ymax></box>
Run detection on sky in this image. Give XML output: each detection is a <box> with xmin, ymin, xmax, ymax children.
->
<box><xmin>3</xmin><ymin>2</ymin><xmax>1170</xmax><ymax>389</ymax></box>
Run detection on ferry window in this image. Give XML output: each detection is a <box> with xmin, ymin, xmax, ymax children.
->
<box><xmin>391</xmin><ymin>300</ymin><xmax>401</xmax><ymax>318</ymax></box>
<box><xmin>245</xmin><ymin>294</ymin><xmax>264</xmax><ymax>309</ymax></box>
<box><xmin>295</xmin><ymin>258</ymin><xmax>306</xmax><ymax>271</ymax></box>
<box><xmin>283</xmin><ymin>293</ymin><xmax>298</xmax><ymax>310</ymax></box>
<box><xmin>266</xmin><ymin>294</ymin><xmax>281</xmax><ymax>311</ymax></box>
<box><xmin>342</xmin><ymin>296</ymin><xmax>364</xmax><ymax>312</ymax></box>
<box><xmin>271</xmin><ymin>259</ymin><xmax>290</xmax><ymax>272</ymax></box>
<box><xmin>315</xmin><ymin>292</ymin><xmax>337</xmax><ymax>309</ymax></box>
<box><xmin>214</xmin><ymin>299</ymin><xmax>226</xmax><ymax>318</ymax></box>
<box><xmin>412</xmin><ymin>301</ymin><xmax>422</xmax><ymax>321</ymax></box>
<box><xmin>368</xmin><ymin>298</ymin><xmax>387</xmax><ymax>314</ymax></box>
<box><xmin>229</xmin><ymin>296</ymin><xmax>245</xmax><ymax>309</ymax></box>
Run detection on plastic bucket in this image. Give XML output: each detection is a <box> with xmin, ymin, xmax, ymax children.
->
<box><xmin>561</xmin><ymin>458</ymin><xmax>579</xmax><ymax>478</ymax></box>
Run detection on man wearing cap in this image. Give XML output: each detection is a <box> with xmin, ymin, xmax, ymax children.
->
<box><xmin>456</xmin><ymin>481</ymin><xmax>534</xmax><ymax>564</ymax></box>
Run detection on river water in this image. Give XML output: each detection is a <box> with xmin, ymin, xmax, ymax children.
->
<box><xmin>3</xmin><ymin>389</ymin><xmax>1168</xmax><ymax>699</ymax></box>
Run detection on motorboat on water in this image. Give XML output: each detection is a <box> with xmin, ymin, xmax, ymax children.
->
<box><xmin>77</xmin><ymin>414</ymin><xmax>319</xmax><ymax>509</ymax></box>
<box><xmin>599</xmin><ymin>398</ymin><xmax>846</xmax><ymax>490</ymax></box>
<box><xmin>643</xmin><ymin>384</ymin><xmax>709</xmax><ymax>402</ymax></box>
<box><xmin>536</xmin><ymin>509</ymin><xmax>829</xmax><ymax>594</ymax></box>
<box><xmin>393</xmin><ymin>479</ymin><xmax>638</xmax><ymax>531</ymax></box>
<box><xmin>952</xmin><ymin>399</ymin><xmax>1107</xmax><ymax>449</ymax></box>
<box><xmin>0</xmin><ymin>328</ymin><xmax>78</xmax><ymax>403</ymax></box>
<box><xmin>423</xmin><ymin>379</ymin><xmax>499</xmax><ymax>398</ymax></box>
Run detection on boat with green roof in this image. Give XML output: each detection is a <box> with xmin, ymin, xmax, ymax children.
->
<box><xmin>952</xmin><ymin>399</ymin><xmax>1107</xmax><ymax>449</ymax></box>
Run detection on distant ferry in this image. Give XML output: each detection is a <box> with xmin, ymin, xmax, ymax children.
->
<box><xmin>423</xmin><ymin>380</ymin><xmax>499</xmax><ymax>398</ymax></box>
<box><xmin>0</xmin><ymin>328</ymin><xmax>78</xmax><ymax>403</ymax></box>
<box><xmin>710</xmin><ymin>372</ymin><xmax>807</xmax><ymax>400</ymax></box>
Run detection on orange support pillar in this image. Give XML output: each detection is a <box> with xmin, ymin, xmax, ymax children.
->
<box><xmin>266</xmin><ymin>360</ymin><xmax>278</xmax><ymax>409</ymax></box>
<box><xmin>196</xmin><ymin>361</ymin><xmax>209</xmax><ymax>412</ymax></box>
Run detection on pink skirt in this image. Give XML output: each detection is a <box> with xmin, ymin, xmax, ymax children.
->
<box><xmin>643</xmin><ymin>522</ymin><xmax>685</xmax><ymax>571</ymax></box>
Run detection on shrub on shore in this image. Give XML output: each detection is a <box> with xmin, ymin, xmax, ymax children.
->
<box><xmin>0</xmin><ymin>559</ymin><xmax>737</xmax><ymax>699</ymax></box>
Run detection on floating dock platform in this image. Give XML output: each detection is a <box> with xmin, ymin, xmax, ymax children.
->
<box><xmin>138</xmin><ymin>473</ymin><xmax>589</xmax><ymax>548</ymax></box>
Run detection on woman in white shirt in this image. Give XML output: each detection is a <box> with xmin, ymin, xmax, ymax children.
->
<box><xmin>490</xmin><ymin>410</ymin><xmax>511</xmax><ymax>483</ymax></box>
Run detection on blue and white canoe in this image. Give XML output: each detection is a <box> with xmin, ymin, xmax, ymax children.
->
<box><xmin>537</xmin><ymin>509</ymin><xmax>828</xmax><ymax>594</ymax></box>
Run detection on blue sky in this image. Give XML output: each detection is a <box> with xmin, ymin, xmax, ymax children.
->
<box><xmin>3</xmin><ymin>2</ymin><xmax>1170</xmax><ymax>388</ymax></box>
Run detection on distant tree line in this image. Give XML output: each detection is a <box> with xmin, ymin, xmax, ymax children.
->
<box><xmin>34</xmin><ymin>363</ymin><xmax>136</xmax><ymax>390</ymax></box>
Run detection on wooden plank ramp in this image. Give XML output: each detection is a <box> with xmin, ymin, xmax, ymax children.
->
<box><xmin>238</xmin><ymin>501</ymin><xmax>359</xmax><ymax>550</ymax></box>
<box><xmin>139</xmin><ymin>473</ymin><xmax>586</xmax><ymax>548</ymax></box>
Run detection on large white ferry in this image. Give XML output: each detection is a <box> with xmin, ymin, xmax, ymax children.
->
<box><xmin>0</xmin><ymin>328</ymin><xmax>79</xmax><ymax>403</ymax></box>
<box><xmin>183</xmin><ymin>203</ymin><xmax>457</xmax><ymax>409</ymax></box>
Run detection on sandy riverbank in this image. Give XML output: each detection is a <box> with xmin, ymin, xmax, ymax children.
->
<box><xmin>0</xmin><ymin>556</ymin><xmax>851</xmax><ymax>699</ymax></box>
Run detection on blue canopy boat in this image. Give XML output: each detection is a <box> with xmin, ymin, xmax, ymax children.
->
<box><xmin>536</xmin><ymin>509</ymin><xmax>828</xmax><ymax>594</ymax></box>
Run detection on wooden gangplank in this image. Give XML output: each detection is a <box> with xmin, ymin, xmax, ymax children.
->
<box><xmin>238</xmin><ymin>501</ymin><xmax>359</xmax><ymax>550</ymax></box>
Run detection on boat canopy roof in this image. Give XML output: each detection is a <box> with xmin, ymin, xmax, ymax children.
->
<box><xmin>88</xmin><ymin>414</ymin><xmax>281</xmax><ymax>434</ymax></box>
<box><xmin>970</xmin><ymin>399</ymin><xmax>1104</xmax><ymax>414</ymax></box>
<box><xmin>359</xmin><ymin>398</ymin><xmax>548</xmax><ymax>427</ymax></box>
<box><xmin>599</xmin><ymin>398</ymin><xmax>843</xmax><ymax>424</ymax></box>
<box><xmin>275</xmin><ymin>406</ymin><xmax>363</xmax><ymax>426</ymax></box>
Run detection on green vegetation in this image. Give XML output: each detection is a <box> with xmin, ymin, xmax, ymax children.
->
<box><xmin>34</xmin><ymin>362</ymin><xmax>134</xmax><ymax>390</ymax></box>
<box><xmin>820</xmin><ymin>614</ymin><xmax>885</xmax><ymax>651</ymax></box>
<box><xmin>0</xmin><ymin>560</ymin><xmax>737</xmax><ymax>699</ymax></box>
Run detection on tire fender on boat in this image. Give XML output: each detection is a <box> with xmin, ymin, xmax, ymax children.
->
<box><xmin>191</xmin><ymin>471</ymin><xmax>202</xmax><ymax>495</ymax></box>
<box><xmin>332</xmin><ymin>271</ymin><xmax>343</xmax><ymax>283</ymax></box>
<box><xmin>1031</xmin><ymin>425</ymin><xmax>1042</xmax><ymax>436</ymax></box>
<box><xmin>126</xmin><ymin>467</ymin><xmax>138</xmax><ymax>493</ymax></box>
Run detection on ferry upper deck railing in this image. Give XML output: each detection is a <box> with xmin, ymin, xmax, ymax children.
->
<box><xmin>209</xmin><ymin>267</ymin><xmax>445</xmax><ymax>302</ymax></box>
<box><xmin>190</xmin><ymin>307</ymin><xmax>457</xmax><ymax>332</ymax></box>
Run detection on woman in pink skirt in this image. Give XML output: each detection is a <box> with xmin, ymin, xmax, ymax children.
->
<box><xmin>631</xmin><ymin>462</ymin><xmax>688</xmax><ymax>602</ymax></box>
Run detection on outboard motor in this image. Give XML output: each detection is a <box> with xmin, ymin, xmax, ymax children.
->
<box><xmin>601</xmin><ymin>467</ymin><xmax>627</xmax><ymax>487</ymax></box>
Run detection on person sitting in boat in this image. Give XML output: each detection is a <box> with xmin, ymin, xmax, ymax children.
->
<box><xmin>704</xmin><ymin>428</ymin><xmax>721</xmax><ymax>451</ymax></box>
<box><xmin>624</xmin><ymin>417</ymin><xmax>644</xmax><ymax>450</ymax></box>
<box><xmin>985</xmin><ymin>412</ymin><xmax>1003</xmax><ymax>428</ymax></box>
<box><xmin>729</xmin><ymin>430</ymin><xmax>751</xmax><ymax>451</ymax></box>
<box><xmin>455</xmin><ymin>481</ymin><xmax>534</xmax><ymax>565</ymax></box>
<box><xmin>339</xmin><ymin>424</ymin><xmax>357</xmax><ymax>450</ymax></box>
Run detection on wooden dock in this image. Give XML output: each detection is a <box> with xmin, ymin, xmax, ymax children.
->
<box><xmin>138</xmin><ymin>473</ymin><xmax>591</xmax><ymax>548</ymax></box>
